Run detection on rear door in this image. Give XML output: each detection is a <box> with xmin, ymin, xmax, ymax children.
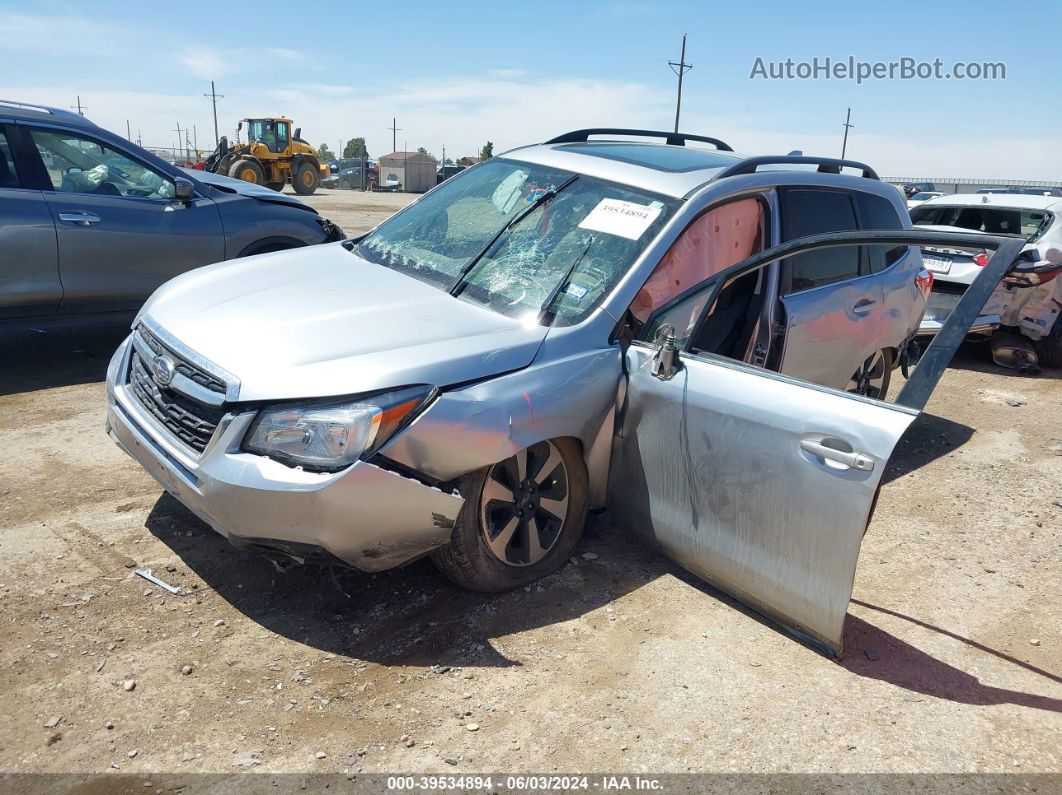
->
<box><xmin>776</xmin><ymin>188</ymin><xmax>883</xmax><ymax>390</ymax></box>
<box><xmin>0</xmin><ymin>123</ymin><xmax>60</xmax><ymax>318</ymax></box>
<box><xmin>21</xmin><ymin>124</ymin><xmax>225</xmax><ymax>313</ymax></box>
<box><xmin>608</xmin><ymin>229</ymin><xmax>1025</xmax><ymax>655</ymax></box>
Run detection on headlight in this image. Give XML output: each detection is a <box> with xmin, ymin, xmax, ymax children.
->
<box><xmin>243</xmin><ymin>385</ymin><xmax>435</xmax><ymax>471</ymax></box>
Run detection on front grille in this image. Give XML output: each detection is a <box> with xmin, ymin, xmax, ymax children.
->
<box><xmin>138</xmin><ymin>326</ymin><xmax>226</xmax><ymax>396</ymax></box>
<box><xmin>127</xmin><ymin>326</ymin><xmax>229</xmax><ymax>454</ymax></box>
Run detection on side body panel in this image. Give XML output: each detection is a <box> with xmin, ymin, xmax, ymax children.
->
<box><xmin>0</xmin><ymin>187</ymin><xmax>60</xmax><ymax>317</ymax></box>
<box><xmin>46</xmin><ymin>192</ymin><xmax>225</xmax><ymax>313</ymax></box>
<box><xmin>778</xmin><ymin>249</ymin><xmax>925</xmax><ymax>390</ymax></box>
<box><xmin>207</xmin><ymin>188</ymin><xmax>328</xmax><ymax>257</ymax></box>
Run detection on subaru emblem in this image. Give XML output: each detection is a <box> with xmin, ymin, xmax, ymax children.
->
<box><xmin>152</xmin><ymin>354</ymin><xmax>175</xmax><ymax>387</ymax></box>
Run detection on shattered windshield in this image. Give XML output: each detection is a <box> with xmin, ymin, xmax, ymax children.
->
<box><xmin>354</xmin><ymin>158</ymin><xmax>679</xmax><ymax>325</ymax></box>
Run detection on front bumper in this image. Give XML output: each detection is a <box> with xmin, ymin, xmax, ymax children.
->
<box><xmin>105</xmin><ymin>336</ymin><xmax>463</xmax><ymax>572</ymax></box>
<box><xmin>317</xmin><ymin>216</ymin><xmax>346</xmax><ymax>242</ymax></box>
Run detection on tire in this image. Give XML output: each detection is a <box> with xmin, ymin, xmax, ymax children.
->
<box><xmin>1037</xmin><ymin>320</ymin><xmax>1062</xmax><ymax>369</ymax></box>
<box><xmin>293</xmin><ymin>161</ymin><xmax>319</xmax><ymax>195</ymax></box>
<box><xmin>846</xmin><ymin>348</ymin><xmax>893</xmax><ymax>401</ymax></box>
<box><xmin>228</xmin><ymin>158</ymin><xmax>264</xmax><ymax>185</ymax></box>
<box><xmin>265</xmin><ymin>181</ymin><xmax>285</xmax><ymax>192</ymax></box>
<box><xmin>432</xmin><ymin>438</ymin><xmax>589</xmax><ymax>592</ymax></box>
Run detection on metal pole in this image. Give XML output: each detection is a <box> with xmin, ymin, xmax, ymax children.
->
<box><xmin>669</xmin><ymin>35</ymin><xmax>692</xmax><ymax>133</ymax></box>
<box><xmin>841</xmin><ymin>107</ymin><xmax>854</xmax><ymax>159</ymax></box>
<box><xmin>126</xmin><ymin>119</ymin><xmax>131</xmax><ymax>140</ymax></box>
<box><xmin>203</xmin><ymin>81</ymin><xmax>223</xmax><ymax>147</ymax></box>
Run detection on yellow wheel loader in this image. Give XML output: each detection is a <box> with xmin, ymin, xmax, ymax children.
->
<box><xmin>204</xmin><ymin>118</ymin><xmax>329</xmax><ymax>195</ymax></box>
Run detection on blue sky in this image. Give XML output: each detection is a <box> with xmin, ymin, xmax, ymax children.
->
<box><xmin>3</xmin><ymin>0</ymin><xmax>1059</xmax><ymax>178</ymax></box>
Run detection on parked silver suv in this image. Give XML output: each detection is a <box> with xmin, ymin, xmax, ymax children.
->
<box><xmin>107</xmin><ymin>129</ymin><xmax>1012</xmax><ymax>654</ymax></box>
<box><xmin>0</xmin><ymin>100</ymin><xmax>342</xmax><ymax>320</ymax></box>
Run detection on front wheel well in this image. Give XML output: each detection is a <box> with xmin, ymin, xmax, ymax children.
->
<box><xmin>236</xmin><ymin>236</ymin><xmax>308</xmax><ymax>258</ymax></box>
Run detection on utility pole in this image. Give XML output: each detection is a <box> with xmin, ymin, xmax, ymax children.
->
<box><xmin>203</xmin><ymin>81</ymin><xmax>224</xmax><ymax>147</ymax></box>
<box><xmin>841</xmin><ymin>107</ymin><xmax>854</xmax><ymax>158</ymax></box>
<box><xmin>71</xmin><ymin>96</ymin><xmax>86</xmax><ymax>116</ymax></box>
<box><xmin>192</xmin><ymin>124</ymin><xmax>198</xmax><ymax>156</ymax></box>
<box><xmin>388</xmin><ymin>117</ymin><xmax>402</xmax><ymax>153</ymax></box>
<box><xmin>126</xmin><ymin>119</ymin><xmax>132</xmax><ymax>141</ymax></box>
<box><xmin>668</xmin><ymin>35</ymin><xmax>692</xmax><ymax>133</ymax></box>
<box><xmin>173</xmin><ymin>123</ymin><xmax>183</xmax><ymax>161</ymax></box>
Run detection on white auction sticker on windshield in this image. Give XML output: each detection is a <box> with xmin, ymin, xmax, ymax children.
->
<box><xmin>578</xmin><ymin>199</ymin><xmax>662</xmax><ymax>240</ymax></box>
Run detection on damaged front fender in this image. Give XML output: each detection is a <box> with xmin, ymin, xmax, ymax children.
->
<box><xmin>380</xmin><ymin>344</ymin><xmax>623</xmax><ymax>504</ymax></box>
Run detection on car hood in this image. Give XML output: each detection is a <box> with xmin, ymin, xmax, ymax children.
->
<box><xmin>183</xmin><ymin>168</ymin><xmax>313</xmax><ymax>211</ymax></box>
<box><xmin>137</xmin><ymin>243</ymin><xmax>549</xmax><ymax>402</ymax></box>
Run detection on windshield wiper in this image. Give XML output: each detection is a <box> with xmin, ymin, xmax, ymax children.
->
<box><xmin>537</xmin><ymin>234</ymin><xmax>595</xmax><ymax>325</ymax></box>
<box><xmin>448</xmin><ymin>174</ymin><xmax>579</xmax><ymax>296</ymax></box>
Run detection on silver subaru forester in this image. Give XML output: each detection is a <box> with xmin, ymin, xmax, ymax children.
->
<box><xmin>106</xmin><ymin>129</ymin><xmax>1019</xmax><ymax>654</ymax></box>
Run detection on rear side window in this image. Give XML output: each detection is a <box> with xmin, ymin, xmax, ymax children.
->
<box><xmin>0</xmin><ymin>128</ymin><xmax>19</xmax><ymax>188</ymax></box>
<box><xmin>780</xmin><ymin>189</ymin><xmax>859</xmax><ymax>293</ymax></box>
<box><xmin>856</xmin><ymin>191</ymin><xmax>906</xmax><ymax>273</ymax></box>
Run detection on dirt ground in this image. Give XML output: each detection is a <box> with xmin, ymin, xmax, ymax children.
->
<box><xmin>0</xmin><ymin>188</ymin><xmax>1059</xmax><ymax>778</ymax></box>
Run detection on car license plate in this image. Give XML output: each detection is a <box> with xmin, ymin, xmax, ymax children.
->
<box><xmin>923</xmin><ymin>254</ymin><xmax>952</xmax><ymax>274</ymax></box>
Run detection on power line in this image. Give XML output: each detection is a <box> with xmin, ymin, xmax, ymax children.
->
<box><xmin>668</xmin><ymin>35</ymin><xmax>692</xmax><ymax>133</ymax></box>
<box><xmin>203</xmin><ymin>81</ymin><xmax>224</xmax><ymax>147</ymax></box>
<box><xmin>841</xmin><ymin>107</ymin><xmax>854</xmax><ymax>158</ymax></box>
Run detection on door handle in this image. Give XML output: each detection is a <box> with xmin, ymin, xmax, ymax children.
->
<box><xmin>852</xmin><ymin>298</ymin><xmax>877</xmax><ymax>314</ymax></box>
<box><xmin>800</xmin><ymin>439</ymin><xmax>874</xmax><ymax>471</ymax></box>
<box><xmin>58</xmin><ymin>211</ymin><xmax>101</xmax><ymax>226</ymax></box>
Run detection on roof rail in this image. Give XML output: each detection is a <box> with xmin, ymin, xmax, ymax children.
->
<box><xmin>0</xmin><ymin>99</ymin><xmax>58</xmax><ymax>114</ymax></box>
<box><xmin>545</xmin><ymin>128</ymin><xmax>734</xmax><ymax>152</ymax></box>
<box><xmin>713</xmin><ymin>155</ymin><xmax>879</xmax><ymax>180</ymax></box>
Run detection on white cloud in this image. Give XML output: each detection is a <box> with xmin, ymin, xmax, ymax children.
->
<box><xmin>177</xmin><ymin>48</ymin><xmax>238</xmax><ymax>81</ymax></box>
<box><xmin>176</xmin><ymin>46</ymin><xmax>312</xmax><ymax>81</ymax></box>
<box><xmin>3</xmin><ymin>74</ymin><xmax>1059</xmax><ymax>180</ymax></box>
<box><xmin>266</xmin><ymin>48</ymin><xmax>303</xmax><ymax>61</ymax></box>
<box><xmin>0</xmin><ymin>11</ymin><xmax>132</xmax><ymax>56</ymax></box>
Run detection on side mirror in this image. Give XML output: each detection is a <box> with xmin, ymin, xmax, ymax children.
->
<box><xmin>650</xmin><ymin>325</ymin><xmax>681</xmax><ymax>381</ymax></box>
<box><xmin>173</xmin><ymin>177</ymin><xmax>194</xmax><ymax>202</ymax></box>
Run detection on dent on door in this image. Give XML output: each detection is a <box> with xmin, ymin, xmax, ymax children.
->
<box><xmin>610</xmin><ymin>230</ymin><xmax>1027</xmax><ymax>655</ymax></box>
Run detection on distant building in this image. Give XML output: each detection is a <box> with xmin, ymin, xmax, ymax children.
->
<box><xmin>437</xmin><ymin>164</ymin><xmax>467</xmax><ymax>184</ymax></box>
<box><xmin>378</xmin><ymin>151</ymin><xmax>438</xmax><ymax>192</ymax></box>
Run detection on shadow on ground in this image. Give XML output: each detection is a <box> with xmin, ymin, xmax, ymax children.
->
<box><xmin>145</xmin><ymin>488</ymin><xmax>1059</xmax><ymax>713</ymax></box>
<box><xmin>881</xmin><ymin>411</ymin><xmax>975</xmax><ymax>485</ymax></box>
<box><xmin>943</xmin><ymin>338</ymin><xmax>1061</xmax><ymax>380</ymax></box>
<box><xmin>0</xmin><ymin>315</ymin><xmax>133</xmax><ymax>396</ymax></box>
<box><xmin>843</xmin><ymin>608</ymin><xmax>1061</xmax><ymax>714</ymax></box>
<box><xmin>146</xmin><ymin>494</ymin><xmax>676</xmax><ymax>670</ymax></box>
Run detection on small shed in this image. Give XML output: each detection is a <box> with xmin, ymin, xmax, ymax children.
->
<box><xmin>378</xmin><ymin>151</ymin><xmax>438</xmax><ymax>192</ymax></box>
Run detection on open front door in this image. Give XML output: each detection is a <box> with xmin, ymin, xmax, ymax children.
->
<box><xmin>608</xmin><ymin>229</ymin><xmax>1026</xmax><ymax>655</ymax></box>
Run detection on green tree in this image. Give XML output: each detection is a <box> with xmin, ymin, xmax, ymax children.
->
<box><xmin>343</xmin><ymin>137</ymin><xmax>369</xmax><ymax>159</ymax></box>
<box><xmin>480</xmin><ymin>141</ymin><xmax>494</xmax><ymax>160</ymax></box>
<box><xmin>416</xmin><ymin>146</ymin><xmax>432</xmax><ymax>157</ymax></box>
<box><xmin>442</xmin><ymin>156</ymin><xmax>454</xmax><ymax>166</ymax></box>
<box><xmin>316</xmin><ymin>143</ymin><xmax>335</xmax><ymax>162</ymax></box>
